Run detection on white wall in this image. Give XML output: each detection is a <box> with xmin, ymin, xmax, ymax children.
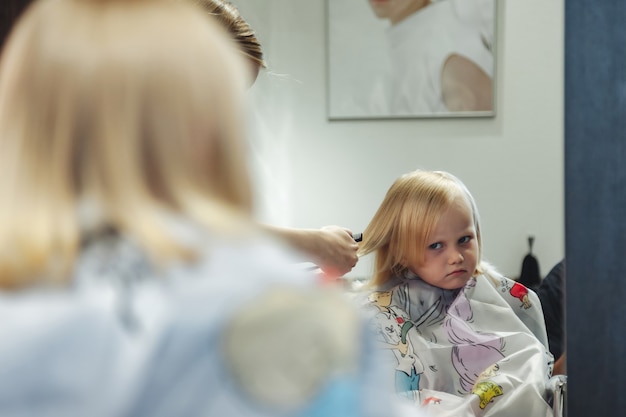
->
<box><xmin>237</xmin><ymin>0</ymin><xmax>564</xmax><ymax>279</ymax></box>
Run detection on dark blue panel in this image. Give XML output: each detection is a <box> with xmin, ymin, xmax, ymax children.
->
<box><xmin>565</xmin><ymin>0</ymin><xmax>626</xmax><ymax>416</ymax></box>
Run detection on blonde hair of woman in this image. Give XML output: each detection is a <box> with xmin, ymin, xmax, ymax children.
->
<box><xmin>192</xmin><ymin>0</ymin><xmax>266</xmax><ymax>75</ymax></box>
<box><xmin>0</xmin><ymin>0</ymin><xmax>252</xmax><ymax>289</ymax></box>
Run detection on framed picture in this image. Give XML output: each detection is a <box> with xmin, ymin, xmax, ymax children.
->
<box><xmin>326</xmin><ymin>0</ymin><xmax>497</xmax><ymax>120</ymax></box>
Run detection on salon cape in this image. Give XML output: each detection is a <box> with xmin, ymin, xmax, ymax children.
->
<box><xmin>0</xmin><ymin>228</ymin><xmax>423</xmax><ymax>417</ymax></box>
<box><xmin>361</xmin><ymin>269</ymin><xmax>555</xmax><ymax>417</ymax></box>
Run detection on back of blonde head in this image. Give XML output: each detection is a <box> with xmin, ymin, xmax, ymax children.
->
<box><xmin>192</xmin><ymin>0</ymin><xmax>266</xmax><ymax>71</ymax></box>
<box><xmin>358</xmin><ymin>170</ymin><xmax>485</xmax><ymax>287</ymax></box>
<box><xmin>0</xmin><ymin>0</ymin><xmax>252</xmax><ymax>288</ymax></box>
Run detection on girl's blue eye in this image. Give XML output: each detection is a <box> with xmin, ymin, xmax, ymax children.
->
<box><xmin>429</xmin><ymin>242</ymin><xmax>443</xmax><ymax>250</ymax></box>
<box><xmin>459</xmin><ymin>236</ymin><xmax>472</xmax><ymax>244</ymax></box>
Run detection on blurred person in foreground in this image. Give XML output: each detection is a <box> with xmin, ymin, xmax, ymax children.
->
<box><xmin>0</xmin><ymin>0</ymin><xmax>425</xmax><ymax>416</ymax></box>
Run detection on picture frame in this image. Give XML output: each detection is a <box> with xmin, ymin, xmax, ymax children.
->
<box><xmin>326</xmin><ymin>0</ymin><xmax>497</xmax><ymax>120</ymax></box>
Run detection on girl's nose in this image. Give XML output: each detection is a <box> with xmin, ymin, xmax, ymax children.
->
<box><xmin>449</xmin><ymin>250</ymin><xmax>464</xmax><ymax>264</ymax></box>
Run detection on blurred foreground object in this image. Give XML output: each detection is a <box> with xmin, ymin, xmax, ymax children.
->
<box><xmin>0</xmin><ymin>0</ymin><xmax>426</xmax><ymax>416</ymax></box>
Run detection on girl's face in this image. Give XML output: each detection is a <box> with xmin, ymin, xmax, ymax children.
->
<box><xmin>368</xmin><ymin>0</ymin><xmax>430</xmax><ymax>25</ymax></box>
<box><xmin>405</xmin><ymin>194</ymin><xmax>478</xmax><ymax>290</ymax></box>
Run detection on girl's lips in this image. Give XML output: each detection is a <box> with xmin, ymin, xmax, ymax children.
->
<box><xmin>447</xmin><ymin>269</ymin><xmax>466</xmax><ymax>277</ymax></box>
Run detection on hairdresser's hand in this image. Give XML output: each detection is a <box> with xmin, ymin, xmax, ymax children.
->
<box><xmin>311</xmin><ymin>226</ymin><xmax>359</xmax><ymax>278</ymax></box>
<box><xmin>259</xmin><ymin>224</ymin><xmax>359</xmax><ymax>277</ymax></box>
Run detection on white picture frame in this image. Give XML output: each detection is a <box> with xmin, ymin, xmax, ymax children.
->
<box><xmin>326</xmin><ymin>0</ymin><xmax>497</xmax><ymax>120</ymax></box>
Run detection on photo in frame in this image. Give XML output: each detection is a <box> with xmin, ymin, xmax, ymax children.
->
<box><xmin>326</xmin><ymin>0</ymin><xmax>497</xmax><ymax>120</ymax></box>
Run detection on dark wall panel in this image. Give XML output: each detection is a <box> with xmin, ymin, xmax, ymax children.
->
<box><xmin>565</xmin><ymin>1</ymin><xmax>626</xmax><ymax>416</ymax></box>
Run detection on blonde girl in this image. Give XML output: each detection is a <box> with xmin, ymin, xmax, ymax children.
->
<box><xmin>0</xmin><ymin>0</ymin><xmax>253</xmax><ymax>289</ymax></box>
<box><xmin>358</xmin><ymin>169</ymin><xmax>556</xmax><ymax>417</ymax></box>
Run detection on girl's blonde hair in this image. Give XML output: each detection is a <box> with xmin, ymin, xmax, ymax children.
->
<box><xmin>358</xmin><ymin>170</ymin><xmax>486</xmax><ymax>287</ymax></box>
<box><xmin>0</xmin><ymin>0</ymin><xmax>253</xmax><ymax>288</ymax></box>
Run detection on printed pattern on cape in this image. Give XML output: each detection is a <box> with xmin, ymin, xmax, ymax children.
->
<box><xmin>363</xmin><ymin>272</ymin><xmax>554</xmax><ymax>417</ymax></box>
